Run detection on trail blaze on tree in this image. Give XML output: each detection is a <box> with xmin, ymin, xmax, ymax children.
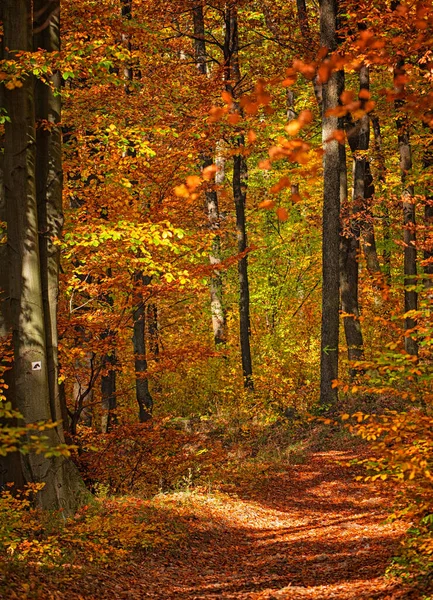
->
<box><xmin>0</xmin><ymin>0</ymin><xmax>432</xmax><ymax>597</ymax></box>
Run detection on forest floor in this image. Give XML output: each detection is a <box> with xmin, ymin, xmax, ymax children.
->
<box><xmin>3</xmin><ymin>445</ymin><xmax>419</xmax><ymax>600</ymax></box>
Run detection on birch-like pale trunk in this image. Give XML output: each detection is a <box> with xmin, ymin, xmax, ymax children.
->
<box><xmin>193</xmin><ymin>4</ymin><xmax>227</xmax><ymax>345</ymax></box>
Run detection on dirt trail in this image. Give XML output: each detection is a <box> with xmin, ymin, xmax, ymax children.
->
<box><xmin>26</xmin><ymin>450</ymin><xmax>412</xmax><ymax>600</ymax></box>
<box><xmin>122</xmin><ymin>450</ymin><xmax>411</xmax><ymax>599</ymax></box>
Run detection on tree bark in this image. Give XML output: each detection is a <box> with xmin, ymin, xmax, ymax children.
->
<box><xmin>133</xmin><ymin>273</ymin><xmax>153</xmax><ymax>422</ymax></box>
<box><xmin>2</xmin><ymin>0</ymin><xmax>88</xmax><ymax>512</ymax></box>
<box><xmin>34</xmin><ymin>0</ymin><xmax>64</xmax><ymax>426</ymax></box>
<box><xmin>224</xmin><ymin>6</ymin><xmax>254</xmax><ymax>389</ymax></box>
<box><xmin>422</xmin><ymin>127</ymin><xmax>433</xmax><ymax>292</ymax></box>
<box><xmin>372</xmin><ymin>115</ymin><xmax>392</xmax><ymax>284</ymax></box>
<box><xmin>339</xmin><ymin>141</ymin><xmax>364</xmax><ymax>376</ymax></box>
<box><xmin>319</xmin><ymin>0</ymin><xmax>343</xmax><ymax>407</ymax></box>
<box><xmin>193</xmin><ymin>4</ymin><xmax>226</xmax><ymax>345</ymax></box>
<box><xmin>395</xmin><ymin>60</ymin><xmax>418</xmax><ymax>356</ymax></box>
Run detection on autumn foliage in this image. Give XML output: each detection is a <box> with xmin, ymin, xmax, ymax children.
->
<box><xmin>1</xmin><ymin>0</ymin><xmax>433</xmax><ymax>597</ymax></box>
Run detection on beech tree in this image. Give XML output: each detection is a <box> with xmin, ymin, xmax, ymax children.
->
<box><xmin>0</xmin><ymin>0</ymin><xmax>87</xmax><ymax>512</ymax></box>
<box><xmin>319</xmin><ymin>0</ymin><xmax>344</xmax><ymax>407</ymax></box>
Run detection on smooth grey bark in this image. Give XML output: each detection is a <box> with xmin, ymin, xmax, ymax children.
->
<box><xmin>319</xmin><ymin>0</ymin><xmax>343</xmax><ymax>407</ymax></box>
<box><xmin>0</xmin><ymin>3</ymin><xmax>25</xmax><ymax>490</ymax></box>
<box><xmin>34</xmin><ymin>0</ymin><xmax>63</xmax><ymax>426</ymax></box>
<box><xmin>133</xmin><ymin>273</ymin><xmax>153</xmax><ymax>422</ymax></box>
<box><xmin>2</xmin><ymin>0</ymin><xmax>88</xmax><ymax>512</ymax></box>
<box><xmin>224</xmin><ymin>6</ymin><xmax>253</xmax><ymax>389</ymax></box>
<box><xmin>193</xmin><ymin>4</ymin><xmax>226</xmax><ymax>345</ymax></box>
<box><xmin>395</xmin><ymin>60</ymin><xmax>418</xmax><ymax>356</ymax></box>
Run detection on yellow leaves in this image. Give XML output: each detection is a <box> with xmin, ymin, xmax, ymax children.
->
<box><xmin>174</xmin><ymin>184</ymin><xmax>190</xmax><ymax>199</ymax></box>
<box><xmin>285</xmin><ymin>111</ymin><xmax>313</xmax><ymax>137</ymax></box>
<box><xmin>285</xmin><ymin>121</ymin><xmax>301</xmax><ymax>136</ymax></box>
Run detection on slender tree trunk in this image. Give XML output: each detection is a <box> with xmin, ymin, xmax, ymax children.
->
<box><xmin>193</xmin><ymin>4</ymin><xmax>226</xmax><ymax>345</ymax></box>
<box><xmin>422</xmin><ymin>128</ymin><xmax>433</xmax><ymax>292</ymax></box>
<box><xmin>395</xmin><ymin>60</ymin><xmax>418</xmax><ymax>356</ymax></box>
<box><xmin>372</xmin><ymin>115</ymin><xmax>392</xmax><ymax>284</ymax></box>
<box><xmin>133</xmin><ymin>273</ymin><xmax>153</xmax><ymax>422</ymax></box>
<box><xmin>100</xmin><ymin>325</ymin><xmax>117</xmax><ymax>433</ymax></box>
<box><xmin>340</xmin><ymin>142</ymin><xmax>364</xmax><ymax>375</ymax></box>
<box><xmin>319</xmin><ymin>0</ymin><xmax>343</xmax><ymax>407</ymax></box>
<box><xmin>224</xmin><ymin>6</ymin><xmax>254</xmax><ymax>389</ymax></box>
<box><xmin>233</xmin><ymin>149</ymin><xmax>253</xmax><ymax>389</ymax></box>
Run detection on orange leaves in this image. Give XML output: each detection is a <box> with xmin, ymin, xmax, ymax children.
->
<box><xmin>270</xmin><ymin>176</ymin><xmax>291</xmax><ymax>194</ymax></box>
<box><xmin>285</xmin><ymin>110</ymin><xmax>313</xmax><ymax>137</ymax></box>
<box><xmin>186</xmin><ymin>175</ymin><xmax>201</xmax><ymax>191</ymax></box>
<box><xmin>258</xmin><ymin>199</ymin><xmax>275</xmax><ymax>210</ymax></box>
<box><xmin>276</xmin><ymin>207</ymin><xmax>288</xmax><ymax>222</ymax></box>
<box><xmin>202</xmin><ymin>164</ymin><xmax>218</xmax><ymax>181</ymax></box>
<box><xmin>247</xmin><ymin>129</ymin><xmax>257</xmax><ymax>144</ymax></box>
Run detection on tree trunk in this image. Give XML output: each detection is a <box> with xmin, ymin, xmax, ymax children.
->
<box><xmin>2</xmin><ymin>0</ymin><xmax>88</xmax><ymax>512</ymax></box>
<box><xmin>34</xmin><ymin>0</ymin><xmax>64</xmax><ymax>426</ymax></box>
<box><xmin>133</xmin><ymin>274</ymin><xmax>153</xmax><ymax>422</ymax></box>
<box><xmin>224</xmin><ymin>6</ymin><xmax>254</xmax><ymax>389</ymax></box>
<box><xmin>340</xmin><ymin>142</ymin><xmax>364</xmax><ymax>376</ymax></box>
<box><xmin>193</xmin><ymin>4</ymin><xmax>226</xmax><ymax>345</ymax></box>
<box><xmin>233</xmin><ymin>150</ymin><xmax>253</xmax><ymax>389</ymax></box>
<box><xmin>422</xmin><ymin>128</ymin><xmax>433</xmax><ymax>292</ymax></box>
<box><xmin>372</xmin><ymin>115</ymin><xmax>392</xmax><ymax>284</ymax></box>
<box><xmin>319</xmin><ymin>0</ymin><xmax>343</xmax><ymax>407</ymax></box>
<box><xmin>395</xmin><ymin>60</ymin><xmax>418</xmax><ymax>356</ymax></box>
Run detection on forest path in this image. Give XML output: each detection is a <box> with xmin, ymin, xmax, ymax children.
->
<box><xmin>118</xmin><ymin>450</ymin><xmax>411</xmax><ymax>599</ymax></box>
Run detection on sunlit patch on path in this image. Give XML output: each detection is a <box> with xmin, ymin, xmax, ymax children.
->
<box><xmin>128</xmin><ymin>451</ymin><xmax>409</xmax><ymax>599</ymax></box>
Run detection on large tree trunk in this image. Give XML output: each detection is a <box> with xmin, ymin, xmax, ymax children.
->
<box><xmin>395</xmin><ymin>60</ymin><xmax>418</xmax><ymax>356</ymax></box>
<box><xmin>34</xmin><ymin>0</ymin><xmax>63</xmax><ymax>426</ymax></box>
<box><xmin>2</xmin><ymin>0</ymin><xmax>88</xmax><ymax>512</ymax></box>
<box><xmin>0</xmin><ymin>2</ymin><xmax>25</xmax><ymax>491</ymax></box>
<box><xmin>319</xmin><ymin>0</ymin><xmax>343</xmax><ymax>407</ymax></box>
